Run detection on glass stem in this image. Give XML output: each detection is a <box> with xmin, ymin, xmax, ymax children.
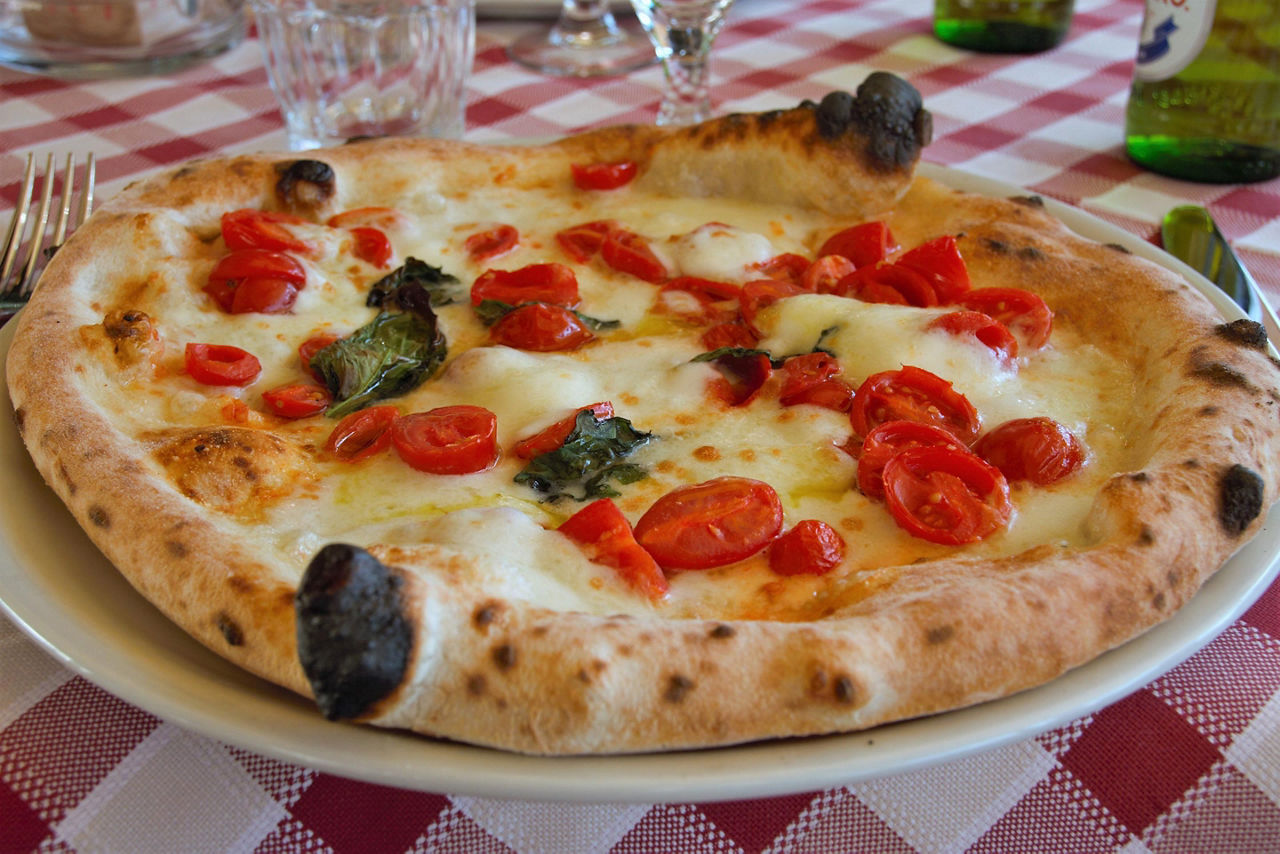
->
<box><xmin>551</xmin><ymin>0</ymin><xmax>625</xmax><ymax>48</ymax></box>
<box><xmin>657</xmin><ymin>27</ymin><xmax>714</xmax><ymax>126</ymax></box>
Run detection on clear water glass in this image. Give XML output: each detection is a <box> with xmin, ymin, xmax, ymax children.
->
<box><xmin>251</xmin><ymin>0</ymin><xmax>475</xmax><ymax>151</ymax></box>
<box><xmin>629</xmin><ymin>0</ymin><xmax>734</xmax><ymax>126</ymax></box>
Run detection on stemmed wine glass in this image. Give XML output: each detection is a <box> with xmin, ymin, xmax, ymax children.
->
<box><xmin>508</xmin><ymin>0</ymin><xmax>658</xmax><ymax>78</ymax></box>
<box><xmin>629</xmin><ymin>0</ymin><xmax>735</xmax><ymax>126</ymax></box>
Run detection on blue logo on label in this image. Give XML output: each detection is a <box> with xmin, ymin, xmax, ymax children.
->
<box><xmin>1137</xmin><ymin>16</ymin><xmax>1178</xmax><ymax>64</ymax></box>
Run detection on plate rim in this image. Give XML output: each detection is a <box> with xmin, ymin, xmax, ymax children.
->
<box><xmin>1</xmin><ymin>161</ymin><xmax>1277</xmax><ymax>803</ymax></box>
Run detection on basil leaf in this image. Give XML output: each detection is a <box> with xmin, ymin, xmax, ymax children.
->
<box><xmin>515</xmin><ymin>411</ymin><xmax>652</xmax><ymax>502</ymax></box>
<box><xmin>692</xmin><ymin>346</ymin><xmax>784</xmax><ymax>368</ymax></box>
<box><xmin>312</xmin><ymin>287</ymin><xmax>448</xmax><ymax>418</ymax></box>
<box><xmin>367</xmin><ymin>257</ymin><xmax>465</xmax><ymax>308</ymax></box>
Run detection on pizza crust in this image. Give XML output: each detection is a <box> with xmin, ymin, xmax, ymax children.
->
<box><xmin>8</xmin><ymin>77</ymin><xmax>1280</xmax><ymax>754</ymax></box>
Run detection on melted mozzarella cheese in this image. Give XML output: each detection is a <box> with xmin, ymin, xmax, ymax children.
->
<box><xmin>666</xmin><ymin>222</ymin><xmax>777</xmax><ymax>282</ymax></box>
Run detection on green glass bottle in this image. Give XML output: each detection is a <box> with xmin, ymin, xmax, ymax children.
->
<box><xmin>933</xmin><ymin>0</ymin><xmax>1074</xmax><ymax>53</ymax></box>
<box><xmin>1125</xmin><ymin>0</ymin><xmax>1280</xmax><ymax>183</ymax></box>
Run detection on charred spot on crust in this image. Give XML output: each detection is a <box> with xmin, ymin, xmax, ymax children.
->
<box><xmin>473</xmin><ymin>602</ymin><xmax>499</xmax><ymax>629</ymax></box>
<box><xmin>709</xmin><ymin>623</ymin><xmax>735</xmax><ymax>639</ymax></box>
<box><xmin>165</xmin><ymin>540</ymin><xmax>187</xmax><ymax>558</ymax></box>
<box><xmin>664</xmin><ymin>674</ymin><xmax>694</xmax><ymax>703</ymax></box>
<box><xmin>1138</xmin><ymin>525</ymin><xmax>1156</xmax><ymax>545</ymax></box>
<box><xmin>1011</xmin><ymin>194</ymin><xmax>1044</xmax><ymax>208</ymax></box>
<box><xmin>12</xmin><ymin>406</ymin><xmax>25</xmax><ymax>434</ymax></box>
<box><xmin>926</xmin><ymin>625</ymin><xmax>955</xmax><ymax>644</ymax></box>
<box><xmin>1215</xmin><ymin>319</ymin><xmax>1268</xmax><ymax>351</ymax></box>
<box><xmin>216</xmin><ymin>613</ymin><xmax>244</xmax><ymax>646</ymax></box>
<box><xmin>983</xmin><ymin>238</ymin><xmax>1010</xmax><ymax>254</ymax></box>
<box><xmin>1220</xmin><ymin>464</ymin><xmax>1264</xmax><ymax>535</ymax></box>
<box><xmin>1018</xmin><ymin>246</ymin><xmax>1046</xmax><ymax>261</ymax></box>
<box><xmin>87</xmin><ymin>505</ymin><xmax>110</xmax><ymax>528</ymax></box>
<box><xmin>833</xmin><ymin>675</ymin><xmax>857</xmax><ymax>704</ymax></box>
<box><xmin>295</xmin><ymin>543</ymin><xmax>412</xmax><ymax>720</ymax></box>
<box><xmin>1104</xmin><ymin>242</ymin><xmax>1132</xmax><ymax>254</ymax></box>
<box><xmin>1128</xmin><ymin>472</ymin><xmax>1150</xmax><ymax>483</ymax></box>
<box><xmin>813</xmin><ymin>72</ymin><xmax>932</xmax><ymax>170</ymax></box>
<box><xmin>275</xmin><ymin>159</ymin><xmax>335</xmax><ymax>212</ymax></box>
<box><xmin>1189</xmin><ymin>351</ymin><xmax>1258</xmax><ymax>392</ymax></box>
<box><xmin>492</xmin><ymin>643</ymin><xmax>517</xmax><ymax>670</ymax></box>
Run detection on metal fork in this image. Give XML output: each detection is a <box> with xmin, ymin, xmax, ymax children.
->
<box><xmin>1</xmin><ymin>152</ymin><xmax>96</xmax><ymax>316</ymax></box>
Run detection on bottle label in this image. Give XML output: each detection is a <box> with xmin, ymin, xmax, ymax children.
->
<box><xmin>1134</xmin><ymin>0</ymin><xmax>1217</xmax><ymax>82</ymax></box>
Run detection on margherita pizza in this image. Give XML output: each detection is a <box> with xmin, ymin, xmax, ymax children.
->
<box><xmin>8</xmin><ymin>72</ymin><xmax>1280</xmax><ymax>754</ymax></box>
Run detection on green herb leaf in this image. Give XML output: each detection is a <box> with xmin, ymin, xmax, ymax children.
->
<box><xmin>312</xmin><ymin>286</ymin><xmax>448</xmax><ymax>418</ymax></box>
<box><xmin>367</xmin><ymin>257</ymin><xmax>465</xmax><ymax>308</ymax></box>
<box><xmin>514</xmin><ymin>410</ymin><xmax>652</xmax><ymax>502</ymax></box>
<box><xmin>691</xmin><ymin>346</ymin><xmax>784</xmax><ymax>368</ymax></box>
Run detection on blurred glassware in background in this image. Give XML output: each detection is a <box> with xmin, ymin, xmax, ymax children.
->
<box><xmin>629</xmin><ymin>0</ymin><xmax>734</xmax><ymax>126</ymax></box>
<box><xmin>1125</xmin><ymin>0</ymin><xmax>1280</xmax><ymax>183</ymax></box>
<box><xmin>251</xmin><ymin>0</ymin><xmax>475</xmax><ymax>151</ymax></box>
<box><xmin>0</xmin><ymin>0</ymin><xmax>245</xmax><ymax>76</ymax></box>
<box><xmin>507</xmin><ymin>0</ymin><xmax>655</xmax><ymax>78</ymax></box>
<box><xmin>933</xmin><ymin>0</ymin><xmax>1073</xmax><ymax>53</ymax></box>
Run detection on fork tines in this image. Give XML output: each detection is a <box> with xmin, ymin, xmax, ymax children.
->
<box><xmin>1</xmin><ymin>152</ymin><xmax>97</xmax><ymax>306</ymax></box>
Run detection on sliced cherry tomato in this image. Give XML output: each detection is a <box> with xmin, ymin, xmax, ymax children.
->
<box><xmin>972</xmin><ymin>416</ymin><xmax>1085</xmax><ymax>485</ymax></box>
<box><xmin>262</xmin><ymin>383</ymin><xmax>332</xmax><ymax>419</ymax></box>
<box><xmin>897</xmin><ymin>235</ymin><xmax>971</xmax><ymax>303</ymax></box>
<box><xmin>559</xmin><ymin>498</ymin><xmax>669</xmax><ymax>599</ymax></box>
<box><xmin>700</xmin><ymin>321</ymin><xmax>759</xmax><ymax>351</ymax></box>
<box><xmin>779</xmin><ymin>353</ymin><xmax>854</xmax><ymax>412</ymax></box>
<box><xmin>326</xmin><ymin>206</ymin><xmax>406</xmax><ymax>230</ymax></box>
<box><xmin>209</xmin><ymin>248</ymin><xmax>307</xmax><ymax>285</ymax></box>
<box><xmin>299</xmin><ymin>332</ymin><xmax>340</xmax><ymax>380</ymax></box>
<box><xmin>465</xmin><ymin>224</ymin><xmax>519</xmax><ymax>262</ymax></box>
<box><xmin>801</xmin><ymin>254</ymin><xmax>857</xmax><ymax>294</ymax></box>
<box><xmin>490</xmin><ymin>303</ymin><xmax>595</xmax><ymax>351</ymax></box>
<box><xmin>512</xmin><ymin>402</ymin><xmax>614</xmax><ymax>459</ymax></box>
<box><xmin>184</xmin><ymin>343</ymin><xmax>261</xmax><ymax>386</ymax></box>
<box><xmin>325</xmin><ymin>405</ymin><xmax>399</xmax><ymax>462</ymax></box>
<box><xmin>856</xmin><ymin>420</ymin><xmax>972</xmax><ymax>499</ymax></box>
<box><xmin>657</xmin><ymin>276</ymin><xmax>741</xmax><ymax>324</ymax></box>
<box><xmin>739</xmin><ymin>279</ymin><xmax>805</xmax><ymax>334</ymax></box>
<box><xmin>769</xmin><ymin>520</ymin><xmax>846</xmax><ymax>576</ymax></box>
<box><xmin>840</xmin><ymin>262</ymin><xmax>938</xmax><ymax>307</ymax></box>
<box><xmin>849</xmin><ymin>365</ymin><xmax>981</xmax><ymax>443</ymax></box>
<box><xmin>391</xmin><ymin>405</ymin><xmax>499</xmax><ymax>475</ymax></box>
<box><xmin>470</xmin><ymin>263</ymin><xmax>580</xmax><ymax>308</ymax></box>
<box><xmin>634</xmin><ymin>476</ymin><xmax>784</xmax><ymax>570</ymax></box>
<box><xmin>570</xmin><ymin>160</ymin><xmax>638</xmax><ymax>191</ymax></box>
<box><xmin>882</xmin><ymin>446</ymin><xmax>1012</xmax><ymax>545</ymax></box>
<box><xmin>928</xmin><ymin>310</ymin><xmax>1019</xmax><ymax>364</ymax></box>
<box><xmin>601</xmin><ymin>229</ymin><xmax>668</xmax><ymax>283</ymax></box>
<box><xmin>752</xmin><ymin>252</ymin><xmax>811</xmax><ymax>284</ymax></box>
<box><xmin>555</xmin><ymin>220</ymin><xmax>618</xmax><ymax>263</ymax></box>
<box><xmin>349</xmin><ymin>226</ymin><xmax>392</xmax><ymax>267</ymax></box>
<box><xmin>229</xmin><ymin>277</ymin><xmax>300</xmax><ymax>314</ymax></box>
<box><xmin>706</xmin><ymin>350</ymin><xmax>773</xmax><ymax>407</ymax></box>
<box><xmin>957</xmin><ymin>287</ymin><xmax>1053</xmax><ymax>349</ymax></box>
<box><xmin>817</xmin><ymin>221</ymin><xmax>898</xmax><ymax>269</ymax></box>
<box><xmin>221</xmin><ymin>209</ymin><xmax>309</xmax><ymax>253</ymax></box>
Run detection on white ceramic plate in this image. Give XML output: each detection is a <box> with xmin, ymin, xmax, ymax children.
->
<box><xmin>1</xmin><ymin>163</ymin><xmax>1277</xmax><ymax>804</ymax></box>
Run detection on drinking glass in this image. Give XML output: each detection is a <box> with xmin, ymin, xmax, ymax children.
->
<box><xmin>507</xmin><ymin>0</ymin><xmax>655</xmax><ymax>78</ymax></box>
<box><xmin>629</xmin><ymin>0</ymin><xmax>734</xmax><ymax>125</ymax></box>
<box><xmin>251</xmin><ymin>0</ymin><xmax>475</xmax><ymax>150</ymax></box>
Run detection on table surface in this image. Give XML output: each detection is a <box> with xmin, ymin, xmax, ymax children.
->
<box><xmin>2</xmin><ymin>1</ymin><xmax>1279</xmax><ymax>852</ymax></box>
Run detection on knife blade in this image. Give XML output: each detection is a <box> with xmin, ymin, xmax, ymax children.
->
<box><xmin>1161</xmin><ymin>204</ymin><xmax>1280</xmax><ymax>346</ymax></box>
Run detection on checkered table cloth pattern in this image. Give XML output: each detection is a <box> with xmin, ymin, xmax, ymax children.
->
<box><xmin>2</xmin><ymin>0</ymin><xmax>1278</xmax><ymax>851</ymax></box>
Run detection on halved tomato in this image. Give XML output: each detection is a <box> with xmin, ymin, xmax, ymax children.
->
<box><xmin>849</xmin><ymin>365</ymin><xmax>981</xmax><ymax>443</ymax></box>
<box><xmin>390</xmin><ymin>405</ymin><xmax>499</xmax><ymax>475</ymax></box>
<box><xmin>325</xmin><ymin>405</ymin><xmax>399</xmax><ymax>462</ymax></box>
<box><xmin>957</xmin><ymin>287</ymin><xmax>1053</xmax><ymax>349</ymax></box>
<box><xmin>559</xmin><ymin>498</ymin><xmax>668</xmax><ymax>599</ymax></box>
<box><xmin>512</xmin><ymin>402</ymin><xmax>614</xmax><ymax>459</ymax></box>
<box><xmin>555</xmin><ymin>220</ymin><xmax>618</xmax><ymax>263</ymax></box>
<box><xmin>262</xmin><ymin>383</ymin><xmax>332</xmax><ymax>419</ymax></box>
<box><xmin>928</xmin><ymin>310</ymin><xmax>1019</xmax><ymax>364</ymax></box>
<box><xmin>972</xmin><ymin>416</ymin><xmax>1084</xmax><ymax>485</ymax></box>
<box><xmin>570</xmin><ymin>160</ymin><xmax>638</xmax><ymax>191</ymax></box>
<box><xmin>470</xmin><ymin>263</ymin><xmax>579</xmax><ymax>307</ymax></box>
<box><xmin>897</xmin><ymin>235</ymin><xmax>971</xmax><ymax>303</ymax></box>
<box><xmin>465</xmin><ymin>224</ymin><xmax>519</xmax><ymax>262</ymax></box>
<box><xmin>490</xmin><ymin>303</ymin><xmax>595</xmax><ymax>351</ymax></box>
<box><xmin>634</xmin><ymin>476</ymin><xmax>783</xmax><ymax>569</ymax></box>
<box><xmin>768</xmin><ymin>519</ymin><xmax>846</xmax><ymax>576</ymax></box>
<box><xmin>882</xmin><ymin>446</ymin><xmax>1012</xmax><ymax>545</ymax></box>
<box><xmin>184</xmin><ymin>343</ymin><xmax>261</xmax><ymax>386</ymax></box>
<box><xmin>349</xmin><ymin>227</ymin><xmax>392</xmax><ymax>267</ymax></box>
<box><xmin>220</xmin><ymin>209</ymin><xmax>309</xmax><ymax>253</ymax></box>
<box><xmin>855</xmin><ymin>419</ymin><xmax>971</xmax><ymax>499</ymax></box>
<box><xmin>601</xmin><ymin>229</ymin><xmax>668</xmax><ymax>283</ymax></box>
<box><xmin>817</xmin><ymin>221</ymin><xmax>898</xmax><ymax>269</ymax></box>
<box><xmin>801</xmin><ymin>255</ymin><xmax>857</xmax><ymax>294</ymax></box>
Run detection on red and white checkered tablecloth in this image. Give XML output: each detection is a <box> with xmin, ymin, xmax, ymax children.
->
<box><xmin>2</xmin><ymin>0</ymin><xmax>1279</xmax><ymax>851</ymax></box>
